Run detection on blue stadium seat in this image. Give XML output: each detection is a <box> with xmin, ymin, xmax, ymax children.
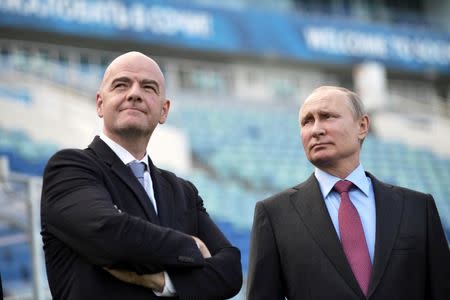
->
<box><xmin>0</xmin><ymin>127</ymin><xmax>58</xmax><ymax>176</ymax></box>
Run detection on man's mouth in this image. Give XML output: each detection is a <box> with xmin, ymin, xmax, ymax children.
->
<box><xmin>121</xmin><ymin>107</ymin><xmax>144</xmax><ymax>113</ymax></box>
<box><xmin>311</xmin><ymin>142</ymin><xmax>331</xmax><ymax>150</ymax></box>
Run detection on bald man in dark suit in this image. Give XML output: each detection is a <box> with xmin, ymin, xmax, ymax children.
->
<box><xmin>41</xmin><ymin>52</ymin><xmax>242</xmax><ymax>299</ymax></box>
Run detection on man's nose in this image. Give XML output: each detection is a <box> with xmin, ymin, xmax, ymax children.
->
<box><xmin>126</xmin><ymin>83</ymin><xmax>143</xmax><ymax>102</ymax></box>
<box><xmin>311</xmin><ymin>121</ymin><xmax>325</xmax><ymax>137</ymax></box>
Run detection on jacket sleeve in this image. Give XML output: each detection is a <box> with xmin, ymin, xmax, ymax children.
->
<box><xmin>41</xmin><ymin>149</ymin><xmax>204</xmax><ymax>274</ymax></box>
<box><xmin>168</xmin><ymin>181</ymin><xmax>243</xmax><ymax>299</ymax></box>
<box><xmin>426</xmin><ymin>195</ymin><xmax>450</xmax><ymax>299</ymax></box>
<box><xmin>246</xmin><ymin>201</ymin><xmax>285</xmax><ymax>300</ymax></box>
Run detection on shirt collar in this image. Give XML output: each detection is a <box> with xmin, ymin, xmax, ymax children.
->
<box><xmin>314</xmin><ymin>164</ymin><xmax>370</xmax><ymax>198</ymax></box>
<box><xmin>99</xmin><ymin>133</ymin><xmax>150</xmax><ymax>170</ymax></box>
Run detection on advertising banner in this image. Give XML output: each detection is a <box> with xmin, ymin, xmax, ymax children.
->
<box><xmin>1</xmin><ymin>0</ymin><xmax>449</xmax><ymax>73</ymax></box>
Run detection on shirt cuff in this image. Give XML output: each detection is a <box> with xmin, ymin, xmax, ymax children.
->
<box><xmin>153</xmin><ymin>271</ymin><xmax>176</xmax><ymax>297</ymax></box>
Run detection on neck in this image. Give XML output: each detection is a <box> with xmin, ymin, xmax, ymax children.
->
<box><xmin>317</xmin><ymin>159</ymin><xmax>360</xmax><ymax>179</ymax></box>
<box><xmin>104</xmin><ymin>130</ymin><xmax>150</xmax><ymax>160</ymax></box>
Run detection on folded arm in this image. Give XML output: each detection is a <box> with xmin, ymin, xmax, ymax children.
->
<box><xmin>42</xmin><ymin>150</ymin><xmax>204</xmax><ymax>273</ymax></box>
<box><xmin>104</xmin><ymin>182</ymin><xmax>243</xmax><ymax>298</ymax></box>
<box><xmin>105</xmin><ymin>235</ymin><xmax>212</xmax><ymax>294</ymax></box>
<box><xmin>42</xmin><ymin>150</ymin><xmax>242</xmax><ymax>298</ymax></box>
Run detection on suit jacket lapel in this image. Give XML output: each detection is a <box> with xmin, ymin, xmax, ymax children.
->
<box><xmin>88</xmin><ymin>136</ymin><xmax>159</xmax><ymax>224</ymax></box>
<box><xmin>291</xmin><ymin>174</ymin><xmax>365</xmax><ymax>298</ymax></box>
<box><xmin>367</xmin><ymin>173</ymin><xmax>404</xmax><ymax>298</ymax></box>
<box><xmin>148</xmin><ymin>158</ymin><xmax>173</xmax><ymax>227</ymax></box>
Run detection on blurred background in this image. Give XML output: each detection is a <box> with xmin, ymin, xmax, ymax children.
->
<box><xmin>0</xmin><ymin>0</ymin><xmax>449</xmax><ymax>299</ymax></box>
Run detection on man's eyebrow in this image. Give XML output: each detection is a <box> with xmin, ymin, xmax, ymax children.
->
<box><xmin>300</xmin><ymin>112</ymin><xmax>311</xmax><ymax>122</ymax></box>
<box><xmin>108</xmin><ymin>77</ymin><xmax>161</xmax><ymax>94</ymax></box>
<box><xmin>110</xmin><ymin>76</ymin><xmax>131</xmax><ymax>86</ymax></box>
<box><xmin>302</xmin><ymin>109</ymin><xmax>314</xmax><ymax>117</ymax></box>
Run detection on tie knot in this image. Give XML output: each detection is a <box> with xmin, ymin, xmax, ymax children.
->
<box><xmin>334</xmin><ymin>180</ymin><xmax>353</xmax><ymax>194</ymax></box>
<box><xmin>128</xmin><ymin>161</ymin><xmax>146</xmax><ymax>178</ymax></box>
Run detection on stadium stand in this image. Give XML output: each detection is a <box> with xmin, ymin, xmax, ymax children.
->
<box><xmin>0</xmin><ymin>128</ymin><xmax>57</xmax><ymax>176</ymax></box>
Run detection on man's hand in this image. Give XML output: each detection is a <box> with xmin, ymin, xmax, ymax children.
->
<box><xmin>191</xmin><ymin>236</ymin><xmax>211</xmax><ymax>258</ymax></box>
<box><xmin>104</xmin><ymin>268</ymin><xmax>165</xmax><ymax>292</ymax></box>
<box><xmin>104</xmin><ymin>237</ymin><xmax>210</xmax><ymax>292</ymax></box>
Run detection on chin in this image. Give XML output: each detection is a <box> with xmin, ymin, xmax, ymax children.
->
<box><xmin>310</xmin><ymin>155</ymin><xmax>335</xmax><ymax>167</ymax></box>
<box><xmin>116</xmin><ymin>126</ymin><xmax>151</xmax><ymax>137</ymax></box>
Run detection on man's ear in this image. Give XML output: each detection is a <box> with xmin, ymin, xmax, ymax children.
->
<box><xmin>358</xmin><ymin>114</ymin><xmax>370</xmax><ymax>140</ymax></box>
<box><xmin>96</xmin><ymin>93</ymin><xmax>104</xmax><ymax>118</ymax></box>
<box><xmin>159</xmin><ymin>99</ymin><xmax>171</xmax><ymax>124</ymax></box>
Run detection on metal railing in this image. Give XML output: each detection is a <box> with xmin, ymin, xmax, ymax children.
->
<box><xmin>0</xmin><ymin>157</ymin><xmax>50</xmax><ymax>300</ymax></box>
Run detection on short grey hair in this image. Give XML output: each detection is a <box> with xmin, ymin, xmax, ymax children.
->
<box><xmin>309</xmin><ymin>86</ymin><xmax>367</xmax><ymax>119</ymax></box>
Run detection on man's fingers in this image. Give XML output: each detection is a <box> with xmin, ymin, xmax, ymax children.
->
<box><xmin>103</xmin><ymin>268</ymin><xmax>164</xmax><ymax>291</ymax></box>
<box><xmin>191</xmin><ymin>236</ymin><xmax>212</xmax><ymax>258</ymax></box>
<box><xmin>104</xmin><ymin>268</ymin><xmax>137</xmax><ymax>284</ymax></box>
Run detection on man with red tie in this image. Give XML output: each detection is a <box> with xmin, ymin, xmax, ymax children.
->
<box><xmin>247</xmin><ymin>86</ymin><xmax>449</xmax><ymax>299</ymax></box>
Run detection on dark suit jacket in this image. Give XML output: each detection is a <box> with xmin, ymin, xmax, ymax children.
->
<box><xmin>247</xmin><ymin>173</ymin><xmax>450</xmax><ymax>300</ymax></box>
<box><xmin>41</xmin><ymin>136</ymin><xmax>242</xmax><ymax>300</ymax></box>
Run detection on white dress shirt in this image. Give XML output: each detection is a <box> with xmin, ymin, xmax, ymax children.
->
<box><xmin>314</xmin><ymin>164</ymin><xmax>376</xmax><ymax>263</ymax></box>
<box><xmin>100</xmin><ymin>133</ymin><xmax>176</xmax><ymax>296</ymax></box>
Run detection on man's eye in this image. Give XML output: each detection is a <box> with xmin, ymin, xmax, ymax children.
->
<box><xmin>302</xmin><ymin>119</ymin><xmax>312</xmax><ymax>126</ymax></box>
<box><xmin>114</xmin><ymin>83</ymin><xmax>126</xmax><ymax>88</ymax></box>
<box><xmin>144</xmin><ymin>85</ymin><xmax>157</xmax><ymax>92</ymax></box>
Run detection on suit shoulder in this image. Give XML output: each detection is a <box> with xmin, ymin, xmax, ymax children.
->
<box><xmin>258</xmin><ymin>184</ymin><xmax>300</xmax><ymax>210</ymax></box>
<box><xmin>395</xmin><ymin>185</ymin><xmax>430</xmax><ymax>197</ymax></box>
<box><xmin>375</xmin><ymin>177</ymin><xmax>431</xmax><ymax>199</ymax></box>
<box><xmin>46</xmin><ymin>147</ymin><xmax>97</xmax><ymax>166</ymax></box>
<box><xmin>157</xmin><ymin>167</ymin><xmax>187</xmax><ymax>184</ymax></box>
<box><xmin>44</xmin><ymin>147</ymin><xmax>99</xmax><ymax>175</ymax></box>
<box><xmin>369</xmin><ymin>173</ymin><xmax>432</xmax><ymax>199</ymax></box>
<box><xmin>48</xmin><ymin>146</ymin><xmax>91</xmax><ymax>159</ymax></box>
<box><xmin>390</xmin><ymin>184</ymin><xmax>433</xmax><ymax>204</ymax></box>
<box><xmin>157</xmin><ymin>168</ymin><xmax>199</xmax><ymax>193</ymax></box>
<box><xmin>372</xmin><ymin>177</ymin><xmax>433</xmax><ymax>207</ymax></box>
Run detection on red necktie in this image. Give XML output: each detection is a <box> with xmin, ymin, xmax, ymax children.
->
<box><xmin>335</xmin><ymin>180</ymin><xmax>372</xmax><ymax>296</ymax></box>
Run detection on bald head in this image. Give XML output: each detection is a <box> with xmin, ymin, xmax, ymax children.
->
<box><xmin>95</xmin><ymin>51</ymin><xmax>171</xmax><ymax>157</ymax></box>
<box><xmin>100</xmin><ymin>51</ymin><xmax>166</xmax><ymax>97</ymax></box>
